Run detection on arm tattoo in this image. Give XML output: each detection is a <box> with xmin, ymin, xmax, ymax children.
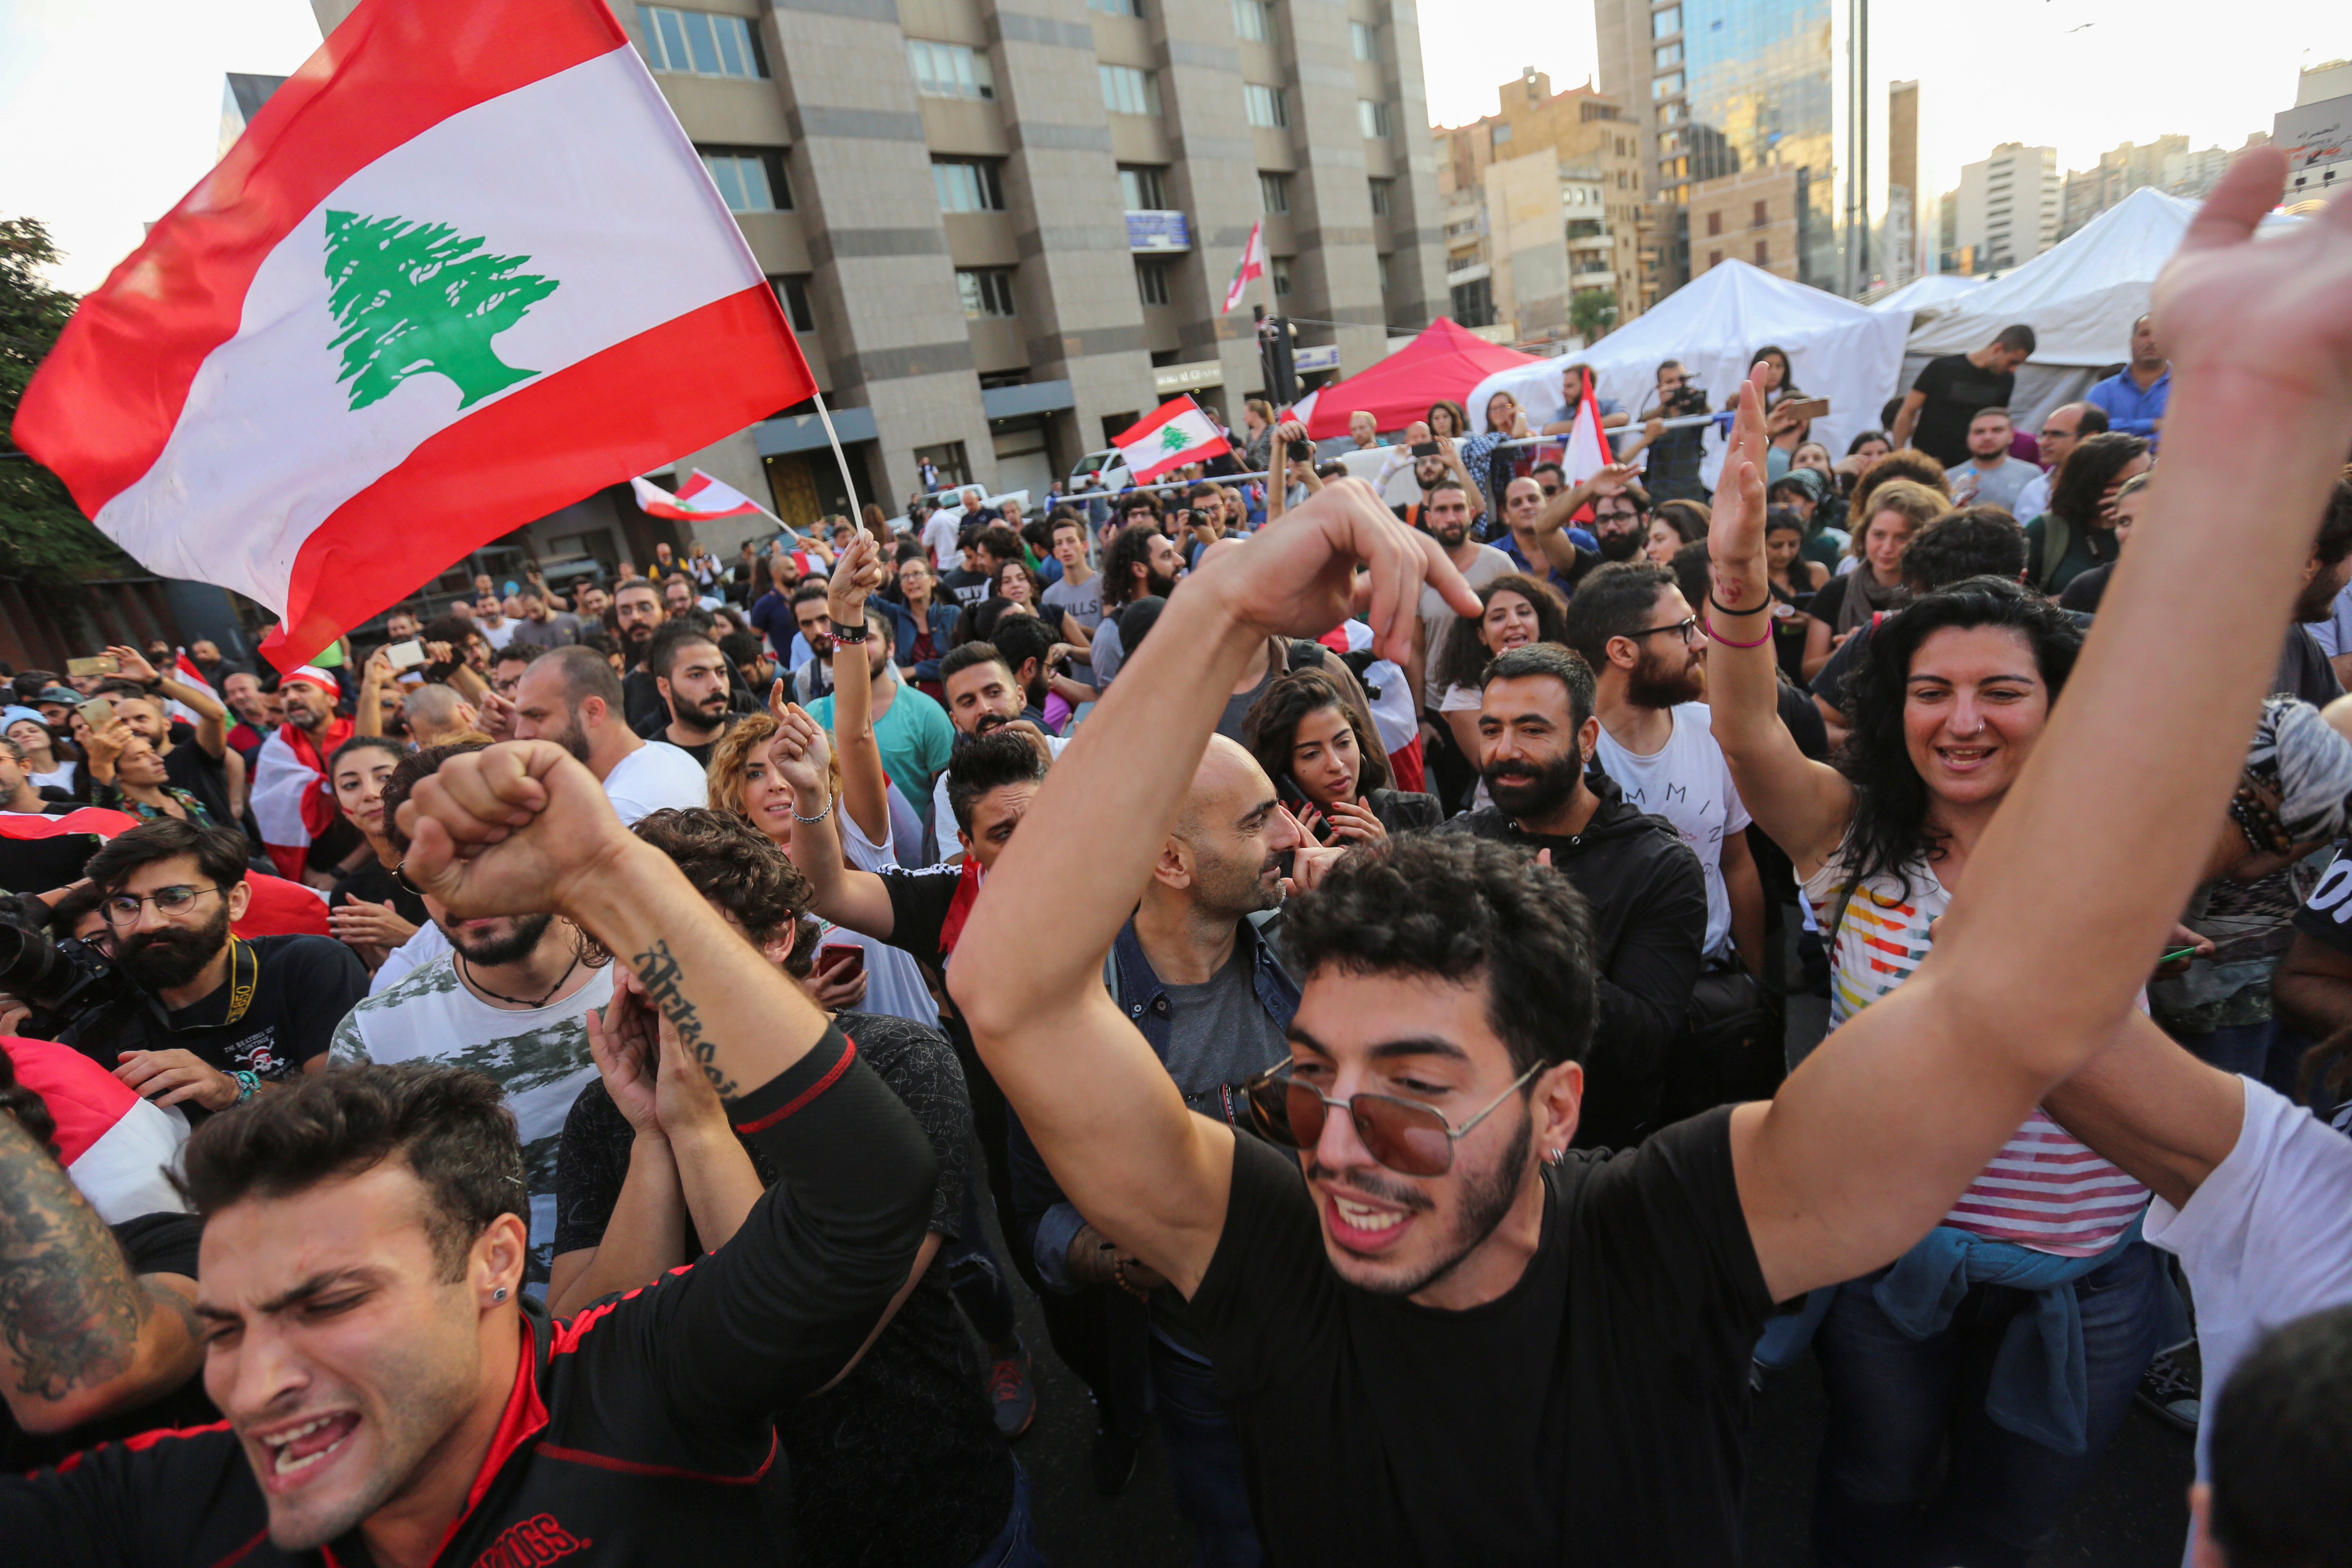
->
<box><xmin>631</xmin><ymin>939</ymin><xmax>742</xmax><ymax>1098</ymax></box>
<box><xmin>0</xmin><ymin>1112</ymin><xmax>146</xmax><ymax>1405</ymax></box>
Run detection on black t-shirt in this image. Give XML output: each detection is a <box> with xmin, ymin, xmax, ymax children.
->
<box><xmin>0</xmin><ymin>1213</ymin><xmax>216</xmax><ymax>1474</ymax></box>
<box><xmin>941</xmin><ymin>568</ymin><xmax>993</xmax><ymax>610</ymax></box>
<box><xmin>1907</xmin><ymin>353</ymin><xmax>2015</xmax><ymax>468</ymax></box>
<box><xmin>0</xmin><ymin>802</ymin><xmax>109</xmax><ymax>895</ymax></box>
<box><xmin>329</xmin><ymin>860</ymin><xmax>429</xmax><ymax>928</ymax></box>
<box><xmin>160</xmin><ymin>744</ymin><xmax>234</xmax><ymax>837</ymax></box>
<box><xmin>553</xmin><ymin>1012</ymin><xmax>1011</xmax><ymax>1568</ymax></box>
<box><xmin>1187</xmin><ymin>1107</ymin><xmax>1773</xmax><ymax>1566</ymax></box>
<box><xmin>64</xmin><ymin>933</ymin><xmax>366</xmax><ymax>1082</ymax></box>
<box><xmin>880</xmin><ymin>865</ymin><xmax>962</xmax><ymax>978</ymax></box>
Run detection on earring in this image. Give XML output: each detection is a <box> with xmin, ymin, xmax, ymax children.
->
<box><xmin>1545</xmin><ymin>1147</ymin><xmax>1566</xmax><ymax>1166</ymax></box>
<box><xmin>493</xmin><ymin>1287</ymin><xmax>509</xmax><ymax>1303</ymax></box>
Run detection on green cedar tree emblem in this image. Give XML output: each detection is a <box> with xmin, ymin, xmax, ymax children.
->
<box><xmin>322</xmin><ymin>210</ymin><xmax>561</xmax><ymax>412</ymax></box>
<box><xmin>1158</xmin><ymin>423</ymin><xmax>1189</xmax><ymax>453</ymax></box>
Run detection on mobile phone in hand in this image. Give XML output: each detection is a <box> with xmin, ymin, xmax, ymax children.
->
<box><xmin>77</xmin><ymin>697</ymin><xmax>114</xmax><ymax>729</ymax></box>
<box><xmin>1410</xmin><ymin>442</ymin><xmax>1440</xmax><ymax>457</ymax></box>
<box><xmin>67</xmin><ymin>655</ymin><xmax>119</xmax><ymax>678</ymax></box>
<box><xmin>387</xmin><ymin>639</ymin><xmax>428</xmax><ymax>670</ymax></box>
<box><xmin>816</xmin><ymin>944</ymin><xmax>865</xmax><ymax>982</ymax></box>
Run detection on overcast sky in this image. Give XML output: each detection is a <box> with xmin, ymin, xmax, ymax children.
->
<box><xmin>5</xmin><ymin>0</ymin><xmax>2350</xmax><ymax>293</ymax></box>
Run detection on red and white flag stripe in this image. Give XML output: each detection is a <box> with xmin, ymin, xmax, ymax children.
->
<box><xmin>13</xmin><ymin>0</ymin><xmax>814</xmax><ymax>669</ymax></box>
<box><xmin>1222</xmin><ymin>220</ymin><xmax>1266</xmax><ymax>316</ymax></box>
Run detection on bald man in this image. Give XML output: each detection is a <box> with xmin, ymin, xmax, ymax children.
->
<box><xmin>400</xmin><ymin>683</ymin><xmax>481</xmax><ymax>748</ymax></box>
<box><xmin>1008</xmin><ymin>733</ymin><xmax>1303</xmax><ymax>1563</ymax></box>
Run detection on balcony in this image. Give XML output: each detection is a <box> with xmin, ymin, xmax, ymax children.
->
<box><xmin>1126</xmin><ymin>210</ymin><xmax>1191</xmax><ymax>252</ymax></box>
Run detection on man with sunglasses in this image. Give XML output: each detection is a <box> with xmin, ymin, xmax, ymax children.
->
<box><xmin>942</xmin><ymin>167</ymin><xmax>2330</xmax><ymax>1554</ymax></box>
<box><xmin>53</xmin><ymin>819</ymin><xmax>363</xmax><ymax>1109</ymax></box>
<box><xmin>1438</xmin><ymin>641</ymin><xmax>1705</xmax><ymax>1149</ymax></box>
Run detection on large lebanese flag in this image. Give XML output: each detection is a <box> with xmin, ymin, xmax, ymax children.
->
<box><xmin>11</xmin><ymin>0</ymin><xmax>814</xmax><ymax>669</ymax></box>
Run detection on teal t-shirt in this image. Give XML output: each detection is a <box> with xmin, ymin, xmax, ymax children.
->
<box><xmin>807</xmin><ymin>679</ymin><xmax>956</xmax><ymax>819</ymax></box>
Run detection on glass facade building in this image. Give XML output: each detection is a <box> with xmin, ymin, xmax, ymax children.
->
<box><xmin>1638</xmin><ymin>0</ymin><xmax>1867</xmax><ymax>292</ymax></box>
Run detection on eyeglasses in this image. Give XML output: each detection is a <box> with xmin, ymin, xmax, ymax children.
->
<box><xmin>1627</xmin><ymin>616</ymin><xmax>1702</xmax><ymax>644</ymax></box>
<box><xmin>1241</xmin><ymin>1060</ymin><xmax>1542</xmax><ymax>1177</ymax></box>
<box><xmin>101</xmin><ymin>884</ymin><xmax>224</xmax><ymax>926</ymax></box>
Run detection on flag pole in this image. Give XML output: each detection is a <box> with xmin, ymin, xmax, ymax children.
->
<box><xmin>809</xmin><ymin>387</ymin><xmax>864</xmax><ymax>536</ymax></box>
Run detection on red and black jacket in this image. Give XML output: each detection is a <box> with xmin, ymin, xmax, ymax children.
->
<box><xmin>1</xmin><ymin>1027</ymin><xmax>937</xmax><ymax>1567</ymax></box>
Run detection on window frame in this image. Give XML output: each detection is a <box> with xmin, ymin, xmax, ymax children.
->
<box><xmin>957</xmin><ymin>267</ymin><xmax>1018</xmax><ymax>319</ymax></box>
<box><xmin>1118</xmin><ymin>164</ymin><xmax>1169</xmax><ymax>209</ymax></box>
<box><xmin>1368</xmin><ymin>176</ymin><xmax>1392</xmax><ymax>216</ymax></box>
<box><xmin>1358</xmin><ymin>98</ymin><xmax>1391</xmax><ymax>139</ymax></box>
<box><xmin>1233</xmin><ymin>0</ymin><xmax>1275</xmax><ymax>42</ymax></box>
<box><xmin>699</xmin><ymin>146</ymin><xmax>791</xmax><ymax>212</ymax></box>
<box><xmin>1135</xmin><ymin>257</ymin><xmax>1173</xmax><ymax>307</ymax></box>
<box><xmin>1246</xmin><ymin>82</ymin><xmax>1288</xmax><ymax>129</ymax></box>
<box><xmin>908</xmin><ymin>38</ymin><xmax>996</xmax><ymax>100</ymax></box>
<box><xmin>1101</xmin><ymin>64</ymin><xmax>1162</xmax><ymax>117</ymax></box>
<box><xmin>767</xmin><ymin>274</ymin><xmax>815</xmax><ymax>332</ymax></box>
<box><xmin>639</xmin><ymin>4</ymin><xmax>771</xmax><ymax>78</ymax></box>
<box><xmin>1258</xmin><ymin>170</ymin><xmax>1292</xmax><ymax>214</ymax></box>
<box><xmin>1351</xmin><ymin>20</ymin><xmax>1381</xmax><ymax>61</ymax></box>
<box><xmin>933</xmin><ymin>156</ymin><xmax>1007</xmax><ymax>213</ymax></box>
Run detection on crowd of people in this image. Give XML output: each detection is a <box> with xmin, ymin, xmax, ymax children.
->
<box><xmin>1</xmin><ymin>151</ymin><xmax>2350</xmax><ymax>1568</ymax></box>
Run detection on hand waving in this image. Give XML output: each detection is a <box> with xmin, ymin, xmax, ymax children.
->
<box><xmin>106</xmin><ymin>644</ymin><xmax>159</xmax><ymax>685</ymax></box>
<box><xmin>1190</xmin><ymin>478</ymin><xmax>1479</xmax><ymax>664</ymax></box>
<box><xmin>1705</xmin><ymin>365</ymin><xmax>1774</xmax><ymax>612</ymax></box>
<box><xmin>393</xmin><ymin>740</ymin><xmax>635</xmax><ymax>919</ymax></box>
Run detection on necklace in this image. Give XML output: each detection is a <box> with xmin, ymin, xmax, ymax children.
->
<box><xmin>457</xmin><ymin>948</ymin><xmax>582</xmax><ymax>1009</ymax></box>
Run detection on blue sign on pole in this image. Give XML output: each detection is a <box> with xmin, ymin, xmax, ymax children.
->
<box><xmin>1126</xmin><ymin>209</ymin><xmax>1192</xmax><ymax>252</ymax></box>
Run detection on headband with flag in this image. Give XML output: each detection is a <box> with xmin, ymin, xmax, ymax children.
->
<box><xmin>282</xmin><ymin>665</ymin><xmax>342</xmax><ymax>700</ymax></box>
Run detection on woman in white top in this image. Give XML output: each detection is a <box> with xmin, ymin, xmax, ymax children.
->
<box><xmin>1430</xmin><ymin>572</ymin><xmax>1570</xmax><ymax>767</ymax></box>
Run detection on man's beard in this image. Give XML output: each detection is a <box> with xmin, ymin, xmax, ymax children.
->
<box><xmin>1627</xmin><ymin>652</ymin><xmax>1704</xmax><ymax>709</ymax></box>
<box><xmin>119</xmin><ymin>902</ymin><xmax>231</xmax><ymax>991</ymax></box>
<box><xmin>1145</xmin><ymin>566</ymin><xmax>1180</xmax><ymax>597</ymax></box>
<box><xmin>1433</xmin><ymin>521</ymin><xmax>1468</xmax><ymax>548</ymax></box>
<box><xmin>441</xmin><ymin>911</ymin><xmax>557</xmax><ymax>967</ymax></box>
<box><xmin>623</xmin><ymin>621</ymin><xmax>654</xmax><ymax>648</ymax></box>
<box><xmin>1595</xmin><ymin>528</ymin><xmax>1641</xmax><ymax>562</ymax></box>
<box><xmin>969</xmin><ymin>709</ymin><xmax>1015</xmax><ymax>736</ymax></box>
<box><xmin>1483</xmin><ymin>745</ymin><xmax>1584</xmax><ymax>820</ymax></box>
<box><xmin>289</xmin><ymin>704</ymin><xmax>328</xmax><ymax>732</ymax></box>
<box><xmin>674</xmin><ymin>693</ymin><xmax>728</xmax><ymax>737</ymax></box>
<box><xmin>1312</xmin><ymin>1106</ymin><xmax>1532</xmax><ymax>1298</ymax></box>
<box><xmin>545</xmin><ymin>710</ymin><xmax>593</xmax><ymax>767</ymax></box>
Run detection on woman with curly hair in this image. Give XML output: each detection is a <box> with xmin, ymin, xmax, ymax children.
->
<box><xmin>2021</xmin><ymin>431</ymin><xmax>2152</xmax><ymax>594</ymax></box>
<box><xmin>1243</xmin><ymin>668</ymin><xmax>1441</xmax><ymax>842</ymax></box>
<box><xmin>1705</xmin><ymin>397</ymin><xmax>2167</xmax><ymax>1562</ymax></box>
<box><xmin>1431</xmin><ymin>572</ymin><xmax>1570</xmax><ymax>767</ymax></box>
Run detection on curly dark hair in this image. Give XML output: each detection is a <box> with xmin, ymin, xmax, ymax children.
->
<box><xmin>2046</xmin><ymin>432</ymin><xmax>2150</xmax><ymax>532</ymax></box>
<box><xmin>1242</xmin><ymin>668</ymin><xmax>1392</xmax><ymax>800</ymax></box>
<box><xmin>1432</xmin><ymin>573</ymin><xmax>1569</xmax><ymax>694</ymax></box>
<box><xmin>176</xmin><ymin>1064</ymin><xmax>526</xmax><ymax>1283</ymax></box>
<box><xmin>1283</xmin><ymin>834</ymin><xmax>1597</xmax><ymax>1073</ymax></box>
<box><xmin>1831</xmin><ymin>577</ymin><xmax>2082</xmax><ymax>918</ymax></box>
<box><xmin>1900</xmin><ymin>506</ymin><xmax>2028</xmax><ymax>591</ymax></box>
<box><xmin>629</xmin><ymin>807</ymin><xmax>820</xmax><ymax>976</ymax></box>
<box><xmin>1102</xmin><ymin>522</ymin><xmax>1166</xmax><ymax>608</ymax></box>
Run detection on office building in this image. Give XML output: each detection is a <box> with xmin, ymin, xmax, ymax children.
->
<box><xmin>1432</xmin><ymin>70</ymin><xmax>1648</xmax><ymax>341</ymax></box>
<box><xmin>1594</xmin><ymin>0</ymin><xmax>1866</xmax><ymax>297</ymax></box>
<box><xmin>1686</xmin><ymin>164</ymin><xmax>1800</xmax><ymax>281</ymax></box>
<box><xmin>1880</xmin><ymin>78</ymin><xmax>1918</xmax><ymax>289</ymax></box>
<box><xmin>300</xmin><ymin>0</ymin><xmax>1446</xmax><ymax>550</ymax></box>
<box><xmin>1944</xmin><ymin>143</ymin><xmax>2057</xmax><ymax>274</ymax></box>
<box><xmin>2276</xmin><ymin>59</ymin><xmax>2349</xmax><ymax>212</ymax></box>
<box><xmin>2058</xmin><ymin>135</ymin><xmax>2187</xmax><ymax>239</ymax></box>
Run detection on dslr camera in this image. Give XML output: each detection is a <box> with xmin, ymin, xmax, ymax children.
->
<box><xmin>1661</xmin><ymin>379</ymin><xmax>1710</xmax><ymax>419</ymax></box>
<box><xmin>0</xmin><ymin>912</ymin><xmax>147</xmax><ymax>1045</ymax></box>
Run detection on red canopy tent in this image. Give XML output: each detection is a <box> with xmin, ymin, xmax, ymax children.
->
<box><xmin>1301</xmin><ymin>318</ymin><xmax>1541</xmax><ymax>440</ymax></box>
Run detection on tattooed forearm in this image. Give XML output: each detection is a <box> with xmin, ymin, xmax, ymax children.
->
<box><xmin>632</xmin><ymin>938</ymin><xmax>742</xmax><ymax>1098</ymax></box>
<box><xmin>0</xmin><ymin>1110</ymin><xmax>146</xmax><ymax>1407</ymax></box>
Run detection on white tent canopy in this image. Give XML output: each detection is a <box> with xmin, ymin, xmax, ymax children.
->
<box><xmin>1465</xmin><ymin>259</ymin><xmax>1911</xmax><ymax>489</ymax></box>
<box><xmin>1900</xmin><ymin>187</ymin><xmax>2302</xmax><ymax>430</ymax></box>
<box><xmin>1870</xmin><ymin>273</ymin><xmax>1986</xmax><ymax>314</ymax></box>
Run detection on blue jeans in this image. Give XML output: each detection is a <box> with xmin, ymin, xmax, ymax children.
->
<box><xmin>1150</xmin><ymin>1339</ymin><xmax>1264</xmax><ymax>1568</ymax></box>
<box><xmin>960</xmin><ymin>1461</ymin><xmax>1045</xmax><ymax>1568</ymax></box>
<box><xmin>1811</xmin><ymin>1240</ymin><xmax>2165</xmax><ymax>1567</ymax></box>
<box><xmin>2176</xmin><ymin>1018</ymin><xmax>2277</xmax><ymax>1081</ymax></box>
<box><xmin>944</xmin><ymin>1176</ymin><xmax>1020</xmax><ymax>1346</ymax></box>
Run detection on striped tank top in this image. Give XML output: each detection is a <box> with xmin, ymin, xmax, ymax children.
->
<box><xmin>1803</xmin><ymin>854</ymin><xmax>2148</xmax><ymax>1258</ymax></box>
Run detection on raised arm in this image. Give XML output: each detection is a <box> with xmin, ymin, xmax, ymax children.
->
<box><xmin>0</xmin><ymin>1094</ymin><xmax>202</xmax><ymax>1435</ymax></box>
<box><xmin>822</xmin><ymin>538</ymin><xmax>893</xmax><ymax>846</ymax></box>
<box><xmin>948</xmin><ymin>481</ymin><xmax>1479</xmax><ymax>1295</ymax></box>
<box><xmin>1704</xmin><ymin>393</ymin><xmax>1857</xmax><ymax>874</ymax></box>
<box><xmin>1731</xmin><ymin>154</ymin><xmax>2352</xmax><ymax>1302</ymax></box>
<box><xmin>771</xmin><ymin>706</ymin><xmax>899</xmax><ymax>940</ymax></box>
<box><xmin>111</xmin><ymin>645</ymin><xmax>227</xmax><ymax>760</ymax></box>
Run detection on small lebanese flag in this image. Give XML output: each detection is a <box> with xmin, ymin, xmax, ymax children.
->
<box><xmin>12</xmin><ymin>0</ymin><xmax>815</xmax><ymax>670</ymax></box>
<box><xmin>1222</xmin><ymin>220</ymin><xmax>1267</xmax><ymax>315</ymax></box>
<box><xmin>1559</xmin><ymin>376</ymin><xmax>1611</xmax><ymax>522</ymax></box>
<box><xmin>631</xmin><ymin>470</ymin><xmax>765</xmax><ymax>523</ymax></box>
<box><xmin>1114</xmin><ymin>397</ymin><xmax>1232</xmax><ymax>485</ymax></box>
<box><xmin>165</xmin><ymin>648</ymin><xmax>218</xmax><ymax>726</ymax></box>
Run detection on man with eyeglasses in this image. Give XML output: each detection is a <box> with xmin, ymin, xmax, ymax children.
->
<box><xmin>51</xmin><ymin>819</ymin><xmax>363</xmax><ymax>1111</ymax></box>
<box><xmin>2009</xmin><ymin>400</ymin><xmax>2110</xmax><ymax>525</ymax></box>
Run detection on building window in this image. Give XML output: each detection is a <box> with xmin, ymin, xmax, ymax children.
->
<box><xmin>933</xmin><ymin>157</ymin><xmax>1006</xmax><ymax>212</ymax></box>
<box><xmin>638</xmin><ymin>5</ymin><xmax>768</xmax><ymax>78</ymax></box>
<box><xmin>1377</xmin><ymin>252</ymin><xmax>1391</xmax><ymax>294</ymax></box>
<box><xmin>1351</xmin><ymin>21</ymin><xmax>1381</xmax><ymax>61</ymax></box>
<box><xmin>1755</xmin><ymin>240</ymin><xmax>1769</xmax><ymax>265</ymax></box>
<box><xmin>1233</xmin><ymin>0</ymin><xmax>1274</xmax><ymax>41</ymax></box>
<box><xmin>1652</xmin><ymin>4</ymin><xmax>1680</xmax><ymax>36</ymax></box>
<box><xmin>908</xmin><ymin>40</ymin><xmax>994</xmax><ymax>99</ymax></box>
<box><xmin>1101</xmin><ymin>64</ymin><xmax>1161</xmax><ymax>117</ymax></box>
<box><xmin>1752</xmin><ymin>200</ymin><xmax>1768</xmax><ymax>227</ymax></box>
<box><xmin>1708</xmin><ymin>248</ymin><xmax>1722</xmax><ymax>267</ymax></box>
<box><xmin>1136</xmin><ymin>257</ymin><xmax>1173</xmax><ymax>306</ymax></box>
<box><xmin>1118</xmin><ymin>164</ymin><xmax>1167</xmax><ymax>208</ymax></box>
<box><xmin>915</xmin><ymin>441</ymin><xmax>971</xmax><ymax>487</ymax></box>
<box><xmin>1491</xmin><ymin>122</ymin><xmax>1513</xmax><ymax>145</ymax></box>
<box><xmin>1087</xmin><ymin>0</ymin><xmax>1143</xmax><ymax>12</ymax></box>
<box><xmin>700</xmin><ymin>147</ymin><xmax>790</xmax><ymax>212</ymax></box>
<box><xmin>1271</xmin><ymin>254</ymin><xmax>1292</xmax><ymax>298</ymax></box>
<box><xmin>1706</xmin><ymin>209</ymin><xmax>1722</xmax><ymax>237</ymax></box>
<box><xmin>957</xmin><ymin>267</ymin><xmax>1016</xmax><ymax>318</ymax></box>
<box><xmin>1654</xmin><ymin>42</ymin><xmax>1681</xmax><ymax>69</ymax></box>
<box><xmin>1659</xmin><ymin>100</ymin><xmax>1685</xmax><ymax>124</ymax></box>
<box><xmin>768</xmin><ymin>274</ymin><xmax>814</xmax><ymax>332</ymax></box>
<box><xmin>1368</xmin><ymin>177</ymin><xmax>1392</xmax><ymax>215</ymax></box>
<box><xmin>1358</xmin><ymin>99</ymin><xmax>1391</xmax><ymax>139</ymax></box>
<box><xmin>1259</xmin><ymin>171</ymin><xmax>1291</xmax><ymax>213</ymax></box>
<box><xmin>1246</xmin><ymin>84</ymin><xmax>1287</xmax><ymax>128</ymax></box>
<box><xmin>1652</xmin><ymin>71</ymin><xmax>1682</xmax><ymax>100</ymax></box>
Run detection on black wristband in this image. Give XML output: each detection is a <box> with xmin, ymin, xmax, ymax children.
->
<box><xmin>829</xmin><ymin>619</ymin><xmax>869</xmax><ymax>643</ymax></box>
<box><xmin>1708</xmin><ymin>592</ymin><xmax>1771</xmax><ymax>617</ymax></box>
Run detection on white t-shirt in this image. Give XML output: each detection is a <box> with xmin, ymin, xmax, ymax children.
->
<box><xmin>2143</xmin><ymin>1079</ymin><xmax>2352</xmax><ymax>1494</ymax></box>
<box><xmin>837</xmin><ymin>809</ymin><xmax>942</xmax><ymax>1029</ymax></box>
<box><xmin>602</xmin><ymin>739</ymin><xmax>708</xmax><ymax>825</ymax></box>
<box><xmin>332</xmin><ymin>956</ymin><xmax>614</xmax><ymax>1282</ymax></box>
<box><xmin>371</xmin><ymin>920</ymin><xmax>451</xmax><ymax>996</ymax></box>
<box><xmin>1589</xmin><ymin>703</ymin><xmax>1752</xmax><ymax>959</ymax></box>
<box><xmin>1419</xmin><ymin>544</ymin><xmax>1517</xmax><ymax>707</ymax></box>
<box><xmin>2011</xmin><ymin>467</ymin><xmax>2053</xmax><ymax>524</ymax></box>
<box><xmin>479</xmin><ymin>619</ymin><xmax>518</xmax><ymax>650</ymax></box>
<box><xmin>922</xmin><ymin>510</ymin><xmax>962</xmax><ymax>568</ymax></box>
<box><xmin>933</xmin><ymin>732</ymin><xmax>1073</xmax><ymax>851</ymax></box>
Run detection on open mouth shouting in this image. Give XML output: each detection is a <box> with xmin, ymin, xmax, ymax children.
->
<box><xmin>251</xmin><ymin>1410</ymin><xmax>362</xmax><ymax>1492</ymax></box>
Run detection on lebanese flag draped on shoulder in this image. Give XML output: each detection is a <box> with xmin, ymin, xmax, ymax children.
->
<box><xmin>1114</xmin><ymin>397</ymin><xmax>1231</xmax><ymax>486</ymax></box>
<box><xmin>11</xmin><ymin>0</ymin><xmax>814</xmax><ymax>669</ymax></box>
